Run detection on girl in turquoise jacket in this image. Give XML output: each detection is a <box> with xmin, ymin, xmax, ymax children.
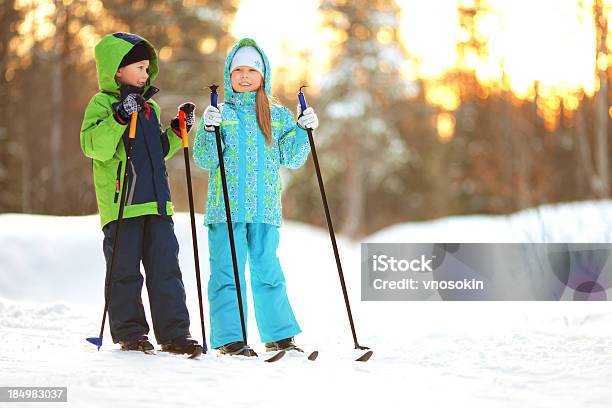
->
<box><xmin>193</xmin><ymin>38</ymin><xmax>319</xmax><ymax>354</ymax></box>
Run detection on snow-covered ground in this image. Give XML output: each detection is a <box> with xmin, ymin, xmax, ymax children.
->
<box><xmin>1</xmin><ymin>200</ymin><xmax>611</xmax><ymax>407</ymax></box>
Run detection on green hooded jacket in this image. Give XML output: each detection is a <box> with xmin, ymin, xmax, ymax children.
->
<box><xmin>80</xmin><ymin>33</ymin><xmax>183</xmax><ymax>228</ymax></box>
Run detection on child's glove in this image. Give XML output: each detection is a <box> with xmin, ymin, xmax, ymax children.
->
<box><xmin>113</xmin><ymin>93</ymin><xmax>146</xmax><ymax>123</ymax></box>
<box><xmin>203</xmin><ymin>105</ymin><xmax>222</xmax><ymax>132</ymax></box>
<box><xmin>170</xmin><ymin>102</ymin><xmax>196</xmax><ymax>136</ymax></box>
<box><xmin>296</xmin><ymin>105</ymin><xmax>319</xmax><ymax>130</ymax></box>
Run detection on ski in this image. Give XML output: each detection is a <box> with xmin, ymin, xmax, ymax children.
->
<box><xmin>117</xmin><ymin>348</ymin><xmax>156</xmax><ymax>356</ymax></box>
<box><xmin>264</xmin><ymin>350</ymin><xmax>285</xmax><ymax>363</ymax></box>
<box><xmin>266</xmin><ymin>348</ymin><xmax>368</xmax><ymax>362</ymax></box>
<box><xmin>356</xmin><ymin>350</ymin><xmax>373</xmax><ymax>362</ymax></box>
<box><xmin>216</xmin><ymin>347</ymin><xmax>284</xmax><ymax>363</ymax></box>
<box><xmin>265</xmin><ymin>346</ymin><xmax>318</xmax><ymax>361</ymax></box>
<box><xmin>123</xmin><ymin>345</ymin><xmax>204</xmax><ymax>359</ymax></box>
<box><xmin>187</xmin><ymin>345</ymin><xmax>204</xmax><ymax>359</ymax></box>
<box><xmin>284</xmin><ymin>348</ymin><xmax>318</xmax><ymax>361</ymax></box>
<box><xmin>133</xmin><ymin>346</ymin><xmax>365</xmax><ymax>362</ymax></box>
<box><xmin>160</xmin><ymin>345</ymin><xmax>204</xmax><ymax>359</ymax></box>
<box><xmin>118</xmin><ymin>342</ymin><xmax>156</xmax><ymax>355</ymax></box>
<box><xmin>122</xmin><ymin>347</ymin><xmax>203</xmax><ymax>360</ymax></box>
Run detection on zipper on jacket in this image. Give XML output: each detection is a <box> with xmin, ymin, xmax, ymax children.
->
<box><xmin>114</xmin><ymin>161</ymin><xmax>122</xmax><ymax>203</ymax></box>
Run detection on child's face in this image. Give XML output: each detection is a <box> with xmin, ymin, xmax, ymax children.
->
<box><xmin>231</xmin><ymin>66</ymin><xmax>262</xmax><ymax>93</ymax></box>
<box><xmin>116</xmin><ymin>60</ymin><xmax>150</xmax><ymax>88</ymax></box>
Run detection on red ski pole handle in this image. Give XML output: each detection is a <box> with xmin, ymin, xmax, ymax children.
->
<box><xmin>178</xmin><ymin>110</ymin><xmax>189</xmax><ymax>148</ymax></box>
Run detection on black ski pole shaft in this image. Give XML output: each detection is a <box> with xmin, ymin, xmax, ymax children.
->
<box><xmin>210</xmin><ymin>85</ymin><xmax>248</xmax><ymax>346</ymax></box>
<box><xmin>87</xmin><ymin>111</ymin><xmax>138</xmax><ymax>350</ymax></box>
<box><xmin>298</xmin><ymin>86</ymin><xmax>368</xmax><ymax>350</ymax></box>
<box><xmin>178</xmin><ymin>109</ymin><xmax>208</xmax><ymax>352</ymax></box>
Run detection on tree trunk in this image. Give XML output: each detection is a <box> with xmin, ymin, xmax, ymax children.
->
<box><xmin>50</xmin><ymin>0</ymin><xmax>65</xmax><ymax>212</ymax></box>
<box><xmin>594</xmin><ymin>0</ymin><xmax>610</xmax><ymax>197</ymax></box>
<box><xmin>575</xmin><ymin>100</ymin><xmax>597</xmax><ymax>197</ymax></box>
<box><xmin>0</xmin><ymin>0</ymin><xmax>17</xmax><ymax>211</ymax></box>
<box><xmin>341</xmin><ymin>129</ymin><xmax>364</xmax><ymax>239</ymax></box>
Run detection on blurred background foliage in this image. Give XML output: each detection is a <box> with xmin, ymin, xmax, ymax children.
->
<box><xmin>1</xmin><ymin>0</ymin><xmax>611</xmax><ymax>238</ymax></box>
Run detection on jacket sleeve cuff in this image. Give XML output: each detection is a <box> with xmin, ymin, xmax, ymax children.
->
<box><xmin>113</xmin><ymin>113</ymin><xmax>128</xmax><ymax>125</ymax></box>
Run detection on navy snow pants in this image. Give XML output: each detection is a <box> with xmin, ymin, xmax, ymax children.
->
<box><xmin>102</xmin><ymin>215</ymin><xmax>190</xmax><ymax>344</ymax></box>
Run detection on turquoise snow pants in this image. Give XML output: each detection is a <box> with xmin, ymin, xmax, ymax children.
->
<box><xmin>207</xmin><ymin>222</ymin><xmax>301</xmax><ymax>349</ymax></box>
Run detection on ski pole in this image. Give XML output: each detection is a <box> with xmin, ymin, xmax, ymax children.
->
<box><xmin>178</xmin><ymin>106</ymin><xmax>208</xmax><ymax>353</ymax></box>
<box><xmin>209</xmin><ymin>85</ymin><xmax>250</xmax><ymax>351</ymax></box>
<box><xmin>86</xmin><ymin>111</ymin><xmax>138</xmax><ymax>350</ymax></box>
<box><xmin>298</xmin><ymin>86</ymin><xmax>370</xmax><ymax>352</ymax></box>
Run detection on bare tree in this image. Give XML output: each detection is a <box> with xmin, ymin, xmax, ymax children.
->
<box><xmin>313</xmin><ymin>0</ymin><xmax>407</xmax><ymax>239</ymax></box>
<box><xmin>0</xmin><ymin>0</ymin><xmax>20</xmax><ymax>212</ymax></box>
<box><xmin>593</xmin><ymin>0</ymin><xmax>609</xmax><ymax>197</ymax></box>
<box><xmin>50</xmin><ymin>0</ymin><xmax>66</xmax><ymax>212</ymax></box>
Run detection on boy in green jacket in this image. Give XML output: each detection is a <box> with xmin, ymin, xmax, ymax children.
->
<box><xmin>80</xmin><ymin>32</ymin><xmax>201</xmax><ymax>355</ymax></box>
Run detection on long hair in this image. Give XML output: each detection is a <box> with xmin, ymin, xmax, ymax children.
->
<box><xmin>256</xmin><ymin>81</ymin><xmax>273</xmax><ymax>146</ymax></box>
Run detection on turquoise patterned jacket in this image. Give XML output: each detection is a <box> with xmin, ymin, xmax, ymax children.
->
<box><xmin>193</xmin><ymin>38</ymin><xmax>311</xmax><ymax>226</ymax></box>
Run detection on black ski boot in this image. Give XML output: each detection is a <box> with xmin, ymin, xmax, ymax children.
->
<box><xmin>218</xmin><ymin>341</ymin><xmax>257</xmax><ymax>357</ymax></box>
<box><xmin>265</xmin><ymin>337</ymin><xmax>303</xmax><ymax>352</ymax></box>
<box><xmin>161</xmin><ymin>336</ymin><xmax>204</xmax><ymax>357</ymax></box>
<box><xmin>119</xmin><ymin>335</ymin><xmax>154</xmax><ymax>352</ymax></box>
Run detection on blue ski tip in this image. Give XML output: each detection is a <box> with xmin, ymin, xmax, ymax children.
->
<box><xmin>86</xmin><ymin>336</ymin><xmax>103</xmax><ymax>350</ymax></box>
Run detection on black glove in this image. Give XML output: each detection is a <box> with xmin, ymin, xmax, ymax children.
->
<box><xmin>112</xmin><ymin>93</ymin><xmax>146</xmax><ymax>123</ymax></box>
<box><xmin>170</xmin><ymin>102</ymin><xmax>196</xmax><ymax>136</ymax></box>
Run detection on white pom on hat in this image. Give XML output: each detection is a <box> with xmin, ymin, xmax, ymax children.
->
<box><xmin>230</xmin><ymin>46</ymin><xmax>265</xmax><ymax>77</ymax></box>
